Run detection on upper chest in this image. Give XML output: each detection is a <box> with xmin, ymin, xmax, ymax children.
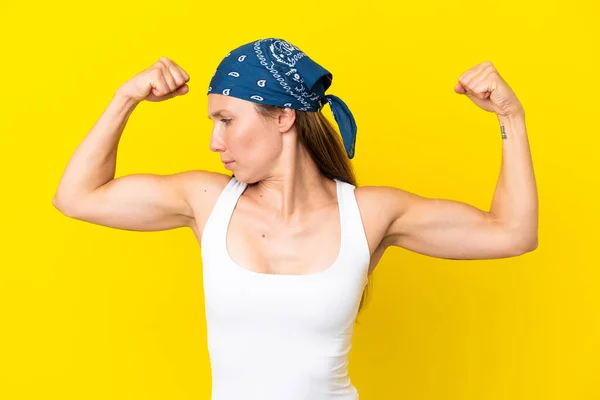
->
<box><xmin>193</xmin><ymin>184</ymin><xmax>393</xmax><ymax>275</ymax></box>
<box><xmin>228</xmin><ymin>197</ymin><xmax>343</xmax><ymax>275</ymax></box>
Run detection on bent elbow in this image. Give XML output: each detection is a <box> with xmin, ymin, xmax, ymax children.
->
<box><xmin>528</xmin><ymin>237</ymin><xmax>538</xmax><ymax>252</ymax></box>
<box><xmin>52</xmin><ymin>195</ymin><xmax>80</xmax><ymax>218</ymax></box>
<box><xmin>513</xmin><ymin>236</ymin><xmax>538</xmax><ymax>255</ymax></box>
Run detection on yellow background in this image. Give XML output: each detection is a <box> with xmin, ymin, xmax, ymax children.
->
<box><xmin>1</xmin><ymin>1</ymin><xmax>598</xmax><ymax>399</ymax></box>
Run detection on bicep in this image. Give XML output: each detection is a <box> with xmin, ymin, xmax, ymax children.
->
<box><xmin>54</xmin><ymin>172</ymin><xmax>198</xmax><ymax>231</ymax></box>
<box><xmin>382</xmin><ymin>188</ymin><xmax>526</xmax><ymax>260</ymax></box>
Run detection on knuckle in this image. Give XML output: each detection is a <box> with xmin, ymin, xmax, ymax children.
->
<box><xmin>155</xmin><ymin>60</ymin><xmax>167</xmax><ymax>70</ymax></box>
<box><xmin>151</xmin><ymin>68</ymin><xmax>162</xmax><ymax>79</ymax></box>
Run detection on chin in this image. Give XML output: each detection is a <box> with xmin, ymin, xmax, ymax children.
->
<box><xmin>230</xmin><ymin>172</ymin><xmax>256</xmax><ymax>185</ymax></box>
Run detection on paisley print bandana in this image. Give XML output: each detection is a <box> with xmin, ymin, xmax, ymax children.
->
<box><xmin>208</xmin><ymin>38</ymin><xmax>358</xmax><ymax>159</ymax></box>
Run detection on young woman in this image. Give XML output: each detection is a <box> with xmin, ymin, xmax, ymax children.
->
<box><xmin>53</xmin><ymin>38</ymin><xmax>538</xmax><ymax>400</ymax></box>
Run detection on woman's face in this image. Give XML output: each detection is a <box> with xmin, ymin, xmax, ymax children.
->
<box><xmin>207</xmin><ymin>94</ymin><xmax>294</xmax><ymax>183</ymax></box>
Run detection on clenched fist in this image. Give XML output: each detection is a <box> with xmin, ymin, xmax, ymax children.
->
<box><xmin>118</xmin><ymin>57</ymin><xmax>190</xmax><ymax>103</ymax></box>
<box><xmin>454</xmin><ymin>61</ymin><xmax>523</xmax><ymax>117</ymax></box>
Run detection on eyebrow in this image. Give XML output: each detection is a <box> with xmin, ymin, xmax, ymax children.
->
<box><xmin>208</xmin><ymin>109</ymin><xmax>228</xmax><ymax>119</ymax></box>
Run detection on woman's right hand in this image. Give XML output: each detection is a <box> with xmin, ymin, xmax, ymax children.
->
<box><xmin>118</xmin><ymin>57</ymin><xmax>190</xmax><ymax>103</ymax></box>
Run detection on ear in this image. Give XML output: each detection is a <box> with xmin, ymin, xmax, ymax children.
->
<box><xmin>277</xmin><ymin>107</ymin><xmax>296</xmax><ymax>133</ymax></box>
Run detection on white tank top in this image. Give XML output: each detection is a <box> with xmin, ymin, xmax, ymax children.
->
<box><xmin>200</xmin><ymin>177</ymin><xmax>370</xmax><ymax>400</ymax></box>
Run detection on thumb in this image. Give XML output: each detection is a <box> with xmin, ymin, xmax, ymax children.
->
<box><xmin>454</xmin><ymin>81</ymin><xmax>466</xmax><ymax>94</ymax></box>
<box><xmin>161</xmin><ymin>84</ymin><xmax>189</xmax><ymax>101</ymax></box>
<box><xmin>175</xmin><ymin>84</ymin><xmax>189</xmax><ymax>96</ymax></box>
<box><xmin>146</xmin><ymin>83</ymin><xmax>190</xmax><ymax>102</ymax></box>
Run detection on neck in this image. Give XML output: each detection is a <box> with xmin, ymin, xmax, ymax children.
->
<box><xmin>252</xmin><ymin>141</ymin><xmax>334</xmax><ymax>222</ymax></box>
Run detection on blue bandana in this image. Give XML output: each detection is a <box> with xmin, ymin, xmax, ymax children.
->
<box><xmin>207</xmin><ymin>38</ymin><xmax>357</xmax><ymax>159</ymax></box>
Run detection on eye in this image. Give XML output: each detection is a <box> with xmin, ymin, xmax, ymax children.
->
<box><xmin>221</xmin><ymin>118</ymin><xmax>232</xmax><ymax>125</ymax></box>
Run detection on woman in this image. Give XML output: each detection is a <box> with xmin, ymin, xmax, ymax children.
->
<box><xmin>53</xmin><ymin>38</ymin><xmax>538</xmax><ymax>399</ymax></box>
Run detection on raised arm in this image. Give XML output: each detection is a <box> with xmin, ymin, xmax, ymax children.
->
<box><xmin>53</xmin><ymin>57</ymin><xmax>229</xmax><ymax>232</ymax></box>
<box><xmin>370</xmin><ymin>62</ymin><xmax>538</xmax><ymax>260</ymax></box>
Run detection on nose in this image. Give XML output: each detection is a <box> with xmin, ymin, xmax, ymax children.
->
<box><xmin>209</xmin><ymin>130</ymin><xmax>226</xmax><ymax>153</ymax></box>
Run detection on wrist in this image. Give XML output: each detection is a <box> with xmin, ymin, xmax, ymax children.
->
<box><xmin>113</xmin><ymin>87</ymin><xmax>141</xmax><ymax>112</ymax></box>
<box><xmin>111</xmin><ymin>89</ymin><xmax>140</xmax><ymax>116</ymax></box>
<box><xmin>496</xmin><ymin>109</ymin><xmax>527</xmax><ymax>140</ymax></box>
<box><xmin>497</xmin><ymin>109</ymin><xmax>525</xmax><ymax>125</ymax></box>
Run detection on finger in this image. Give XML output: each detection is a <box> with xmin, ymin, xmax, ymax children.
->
<box><xmin>470</xmin><ymin>65</ymin><xmax>494</xmax><ymax>88</ymax></box>
<box><xmin>461</xmin><ymin>61</ymin><xmax>491</xmax><ymax>81</ymax></box>
<box><xmin>467</xmin><ymin>66</ymin><xmax>494</xmax><ymax>99</ymax></box>
<box><xmin>472</xmin><ymin>74</ymin><xmax>496</xmax><ymax>99</ymax></box>
<box><xmin>180</xmin><ymin>67</ymin><xmax>190</xmax><ymax>82</ymax></box>
<box><xmin>454</xmin><ymin>81</ymin><xmax>466</xmax><ymax>94</ymax></box>
<box><xmin>169</xmin><ymin>65</ymin><xmax>188</xmax><ymax>88</ymax></box>
<box><xmin>164</xmin><ymin>84</ymin><xmax>189</xmax><ymax>99</ymax></box>
<box><xmin>175</xmin><ymin>84</ymin><xmax>189</xmax><ymax>96</ymax></box>
<box><xmin>472</xmin><ymin>84</ymin><xmax>491</xmax><ymax>99</ymax></box>
<box><xmin>151</xmin><ymin>84</ymin><xmax>187</xmax><ymax>102</ymax></box>
<box><xmin>460</xmin><ymin>64</ymin><xmax>493</xmax><ymax>98</ymax></box>
<box><xmin>459</xmin><ymin>61</ymin><xmax>492</xmax><ymax>86</ymax></box>
<box><xmin>160</xmin><ymin>57</ymin><xmax>189</xmax><ymax>87</ymax></box>
<box><xmin>169</xmin><ymin>59</ymin><xmax>190</xmax><ymax>82</ymax></box>
<box><xmin>457</xmin><ymin>69</ymin><xmax>478</xmax><ymax>93</ymax></box>
<box><xmin>157</xmin><ymin>58</ymin><xmax>178</xmax><ymax>92</ymax></box>
<box><xmin>150</xmin><ymin>68</ymin><xmax>170</xmax><ymax>97</ymax></box>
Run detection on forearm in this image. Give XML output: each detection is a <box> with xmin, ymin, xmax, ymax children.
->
<box><xmin>489</xmin><ymin>111</ymin><xmax>538</xmax><ymax>249</ymax></box>
<box><xmin>53</xmin><ymin>89</ymin><xmax>140</xmax><ymax>206</ymax></box>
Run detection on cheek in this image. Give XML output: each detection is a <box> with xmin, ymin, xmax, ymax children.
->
<box><xmin>253</xmin><ymin>132</ymin><xmax>282</xmax><ymax>163</ymax></box>
<box><xmin>224</xmin><ymin>126</ymin><xmax>252</xmax><ymax>153</ymax></box>
<box><xmin>232</xmin><ymin>123</ymin><xmax>278</xmax><ymax>157</ymax></box>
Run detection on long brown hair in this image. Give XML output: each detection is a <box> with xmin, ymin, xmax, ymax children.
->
<box><xmin>254</xmin><ymin>103</ymin><xmax>373</xmax><ymax>321</ymax></box>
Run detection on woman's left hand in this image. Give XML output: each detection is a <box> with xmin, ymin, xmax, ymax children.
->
<box><xmin>454</xmin><ymin>61</ymin><xmax>524</xmax><ymax>117</ymax></box>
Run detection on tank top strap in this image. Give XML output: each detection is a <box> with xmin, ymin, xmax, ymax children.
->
<box><xmin>201</xmin><ymin>176</ymin><xmax>247</xmax><ymax>254</ymax></box>
<box><xmin>335</xmin><ymin>179</ymin><xmax>371</xmax><ymax>265</ymax></box>
<box><xmin>218</xmin><ymin>176</ymin><xmax>248</xmax><ymax>213</ymax></box>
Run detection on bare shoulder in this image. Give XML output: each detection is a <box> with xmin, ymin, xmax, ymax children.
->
<box><xmin>354</xmin><ymin>185</ymin><xmax>423</xmax><ymax>248</ymax></box>
<box><xmin>178</xmin><ymin>169</ymin><xmax>231</xmax><ymax>194</ymax></box>
<box><xmin>178</xmin><ymin>170</ymin><xmax>232</xmax><ymax>234</ymax></box>
<box><xmin>354</xmin><ymin>185</ymin><xmax>417</xmax><ymax>219</ymax></box>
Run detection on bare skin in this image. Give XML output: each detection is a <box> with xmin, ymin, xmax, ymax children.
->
<box><xmin>53</xmin><ymin>58</ymin><xmax>538</xmax><ymax>277</ymax></box>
